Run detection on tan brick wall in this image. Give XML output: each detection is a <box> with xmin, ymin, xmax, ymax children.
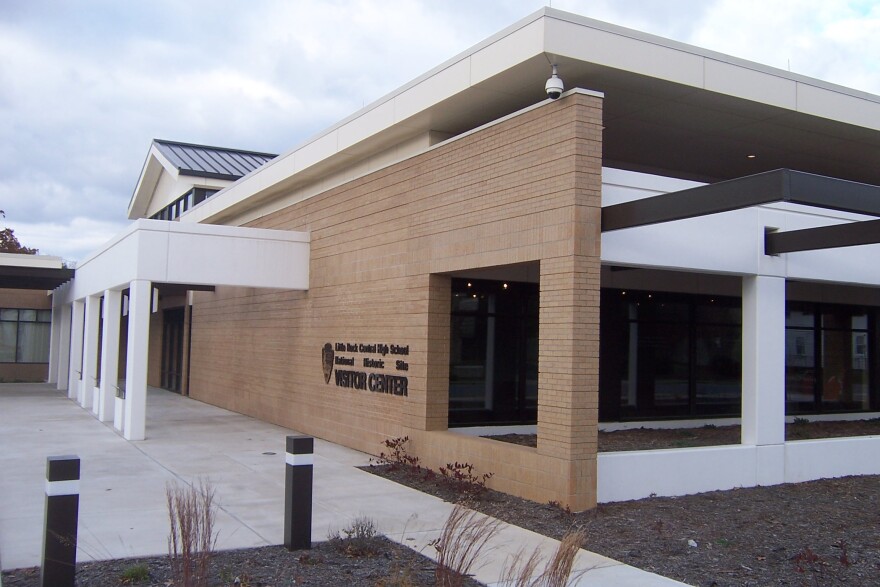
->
<box><xmin>0</xmin><ymin>288</ymin><xmax>51</xmax><ymax>310</ymax></box>
<box><xmin>0</xmin><ymin>363</ymin><xmax>48</xmax><ymax>382</ymax></box>
<box><xmin>189</xmin><ymin>92</ymin><xmax>603</xmax><ymax>509</ymax></box>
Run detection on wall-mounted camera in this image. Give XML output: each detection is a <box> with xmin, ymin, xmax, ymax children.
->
<box><xmin>545</xmin><ymin>64</ymin><xmax>564</xmax><ymax>99</ymax></box>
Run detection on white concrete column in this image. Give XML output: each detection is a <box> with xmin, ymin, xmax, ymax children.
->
<box><xmin>124</xmin><ymin>280</ymin><xmax>151</xmax><ymax>441</ymax></box>
<box><xmin>81</xmin><ymin>295</ymin><xmax>101</xmax><ymax>412</ymax></box>
<box><xmin>99</xmin><ymin>290</ymin><xmax>122</xmax><ymax>422</ymax></box>
<box><xmin>67</xmin><ymin>300</ymin><xmax>85</xmax><ymax>400</ymax></box>
<box><xmin>55</xmin><ymin>303</ymin><xmax>72</xmax><ymax>391</ymax></box>
<box><xmin>47</xmin><ymin>298</ymin><xmax>62</xmax><ymax>384</ymax></box>
<box><xmin>742</xmin><ymin>275</ymin><xmax>786</xmax><ymax>485</ymax></box>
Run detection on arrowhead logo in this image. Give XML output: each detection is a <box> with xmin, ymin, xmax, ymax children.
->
<box><xmin>322</xmin><ymin>343</ymin><xmax>334</xmax><ymax>384</ymax></box>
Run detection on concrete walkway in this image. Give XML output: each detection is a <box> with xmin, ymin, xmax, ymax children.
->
<box><xmin>0</xmin><ymin>383</ymin><xmax>688</xmax><ymax>585</ymax></box>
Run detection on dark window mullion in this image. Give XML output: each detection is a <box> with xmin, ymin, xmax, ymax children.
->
<box><xmin>688</xmin><ymin>300</ymin><xmax>697</xmax><ymax>416</ymax></box>
<box><xmin>813</xmin><ymin>303</ymin><xmax>823</xmax><ymax>413</ymax></box>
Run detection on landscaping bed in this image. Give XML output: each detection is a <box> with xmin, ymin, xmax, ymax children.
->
<box><xmin>364</xmin><ymin>419</ymin><xmax>880</xmax><ymax>586</ymax></box>
<box><xmin>1</xmin><ymin>537</ymin><xmax>483</xmax><ymax>587</ymax></box>
<box><xmin>484</xmin><ymin>417</ymin><xmax>880</xmax><ymax>452</ymax></box>
<box><xmin>367</xmin><ymin>465</ymin><xmax>880</xmax><ymax>586</ymax></box>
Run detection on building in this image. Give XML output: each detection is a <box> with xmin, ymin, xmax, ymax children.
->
<box><xmin>33</xmin><ymin>8</ymin><xmax>880</xmax><ymax>510</ymax></box>
<box><xmin>0</xmin><ymin>254</ymin><xmax>72</xmax><ymax>382</ymax></box>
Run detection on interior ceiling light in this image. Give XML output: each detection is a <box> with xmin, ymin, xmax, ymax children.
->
<box><xmin>747</xmin><ymin>154</ymin><xmax>757</xmax><ymax>159</ymax></box>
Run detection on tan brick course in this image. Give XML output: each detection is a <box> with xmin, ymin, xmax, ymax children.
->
<box><xmin>189</xmin><ymin>93</ymin><xmax>603</xmax><ymax>509</ymax></box>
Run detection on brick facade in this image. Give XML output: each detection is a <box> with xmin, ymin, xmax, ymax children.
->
<box><xmin>188</xmin><ymin>92</ymin><xmax>604</xmax><ymax>509</ymax></box>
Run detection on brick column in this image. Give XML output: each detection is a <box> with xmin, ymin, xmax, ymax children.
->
<box><xmin>537</xmin><ymin>254</ymin><xmax>601</xmax><ymax>510</ymax></box>
<box><xmin>535</xmin><ymin>92</ymin><xmax>603</xmax><ymax>511</ymax></box>
<box><xmin>424</xmin><ymin>274</ymin><xmax>451</xmax><ymax>431</ymax></box>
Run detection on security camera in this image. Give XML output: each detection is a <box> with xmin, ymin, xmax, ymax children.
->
<box><xmin>545</xmin><ymin>64</ymin><xmax>564</xmax><ymax>99</ymax></box>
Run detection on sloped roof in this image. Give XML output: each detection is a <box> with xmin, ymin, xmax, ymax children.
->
<box><xmin>128</xmin><ymin>140</ymin><xmax>278</xmax><ymax>219</ymax></box>
<box><xmin>153</xmin><ymin>139</ymin><xmax>277</xmax><ymax>181</ymax></box>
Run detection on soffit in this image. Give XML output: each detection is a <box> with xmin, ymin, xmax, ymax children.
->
<box><xmin>0</xmin><ymin>265</ymin><xmax>75</xmax><ymax>290</ymax></box>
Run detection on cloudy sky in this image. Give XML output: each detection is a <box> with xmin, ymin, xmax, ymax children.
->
<box><xmin>1</xmin><ymin>0</ymin><xmax>878</xmax><ymax>263</ymax></box>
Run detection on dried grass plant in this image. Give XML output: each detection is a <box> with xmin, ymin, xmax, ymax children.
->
<box><xmin>432</xmin><ymin>503</ymin><xmax>502</xmax><ymax>587</ymax></box>
<box><xmin>166</xmin><ymin>479</ymin><xmax>217</xmax><ymax>587</ymax></box>
<box><xmin>499</xmin><ymin>529</ymin><xmax>588</xmax><ymax>587</ymax></box>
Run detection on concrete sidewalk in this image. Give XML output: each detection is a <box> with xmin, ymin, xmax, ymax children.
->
<box><xmin>0</xmin><ymin>383</ymin><xmax>688</xmax><ymax>585</ymax></box>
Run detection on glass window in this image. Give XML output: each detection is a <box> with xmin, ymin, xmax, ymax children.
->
<box><xmin>786</xmin><ymin>329</ymin><xmax>816</xmax><ymax>412</ymax></box>
<box><xmin>0</xmin><ymin>307</ymin><xmax>51</xmax><ymax>363</ymax></box>
<box><xmin>17</xmin><ymin>321</ymin><xmax>50</xmax><ymax>362</ymax></box>
<box><xmin>786</xmin><ymin>306</ymin><xmax>814</xmax><ymax>328</ymax></box>
<box><xmin>0</xmin><ymin>322</ymin><xmax>16</xmax><ymax>362</ymax></box>
<box><xmin>695</xmin><ymin>324</ymin><xmax>741</xmax><ymax>412</ymax></box>
<box><xmin>602</xmin><ymin>290</ymin><xmax>742</xmax><ymax>420</ymax></box>
<box><xmin>787</xmin><ymin>303</ymin><xmax>874</xmax><ymax>414</ymax></box>
<box><xmin>449</xmin><ymin>279</ymin><xmax>539</xmax><ymax>426</ymax></box>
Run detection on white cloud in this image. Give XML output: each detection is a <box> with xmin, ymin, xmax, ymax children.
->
<box><xmin>1</xmin><ymin>0</ymin><xmax>878</xmax><ymax>262</ymax></box>
<box><xmin>13</xmin><ymin>217</ymin><xmax>128</xmax><ymax>264</ymax></box>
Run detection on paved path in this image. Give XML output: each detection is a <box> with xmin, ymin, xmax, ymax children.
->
<box><xmin>0</xmin><ymin>383</ymin><xmax>688</xmax><ymax>585</ymax></box>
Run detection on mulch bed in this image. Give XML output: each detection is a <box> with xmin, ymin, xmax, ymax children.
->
<box><xmin>364</xmin><ymin>418</ymin><xmax>880</xmax><ymax>586</ymax></box>
<box><xmin>366</xmin><ymin>467</ymin><xmax>880</xmax><ymax>586</ymax></box>
<box><xmin>1</xmin><ymin>537</ymin><xmax>482</xmax><ymax>587</ymax></box>
<box><xmin>485</xmin><ymin>418</ymin><xmax>880</xmax><ymax>452</ymax></box>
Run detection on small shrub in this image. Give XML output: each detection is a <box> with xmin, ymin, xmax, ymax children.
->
<box><xmin>328</xmin><ymin>516</ymin><xmax>381</xmax><ymax>557</ymax></box>
<box><xmin>120</xmin><ymin>563</ymin><xmax>150</xmax><ymax>583</ymax></box>
<box><xmin>432</xmin><ymin>504</ymin><xmax>502</xmax><ymax>587</ymax></box>
<box><xmin>166</xmin><ymin>479</ymin><xmax>217</xmax><ymax>587</ymax></box>
<box><xmin>373</xmin><ymin>436</ymin><xmax>422</xmax><ymax>472</ymax></box>
<box><xmin>792</xmin><ymin>546</ymin><xmax>821</xmax><ymax>573</ymax></box>
<box><xmin>438</xmin><ymin>462</ymin><xmax>493</xmax><ymax>498</ymax></box>
<box><xmin>547</xmin><ymin>501</ymin><xmax>572</xmax><ymax>516</ymax></box>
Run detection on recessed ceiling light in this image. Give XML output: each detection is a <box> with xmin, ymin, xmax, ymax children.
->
<box><xmin>747</xmin><ymin>154</ymin><xmax>757</xmax><ymax>159</ymax></box>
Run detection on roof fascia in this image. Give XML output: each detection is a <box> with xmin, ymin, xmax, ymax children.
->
<box><xmin>182</xmin><ymin>8</ymin><xmax>553</xmax><ymax>225</ymax></box>
<box><xmin>543</xmin><ymin>8</ymin><xmax>880</xmax><ymax>104</ymax></box>
<box><xmin>127</xmin><ymin>143</ymin><xmax>183</xmax><ymax>220</ymax></box>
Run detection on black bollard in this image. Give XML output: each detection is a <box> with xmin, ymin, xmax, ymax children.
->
<box><xmin>41</xmin><ymin>455</ymin><xmax>80</xmax><ymax>587</ymax></box>
<box><xmin>284</xmin><ymin>435</ymin><xmax>313</xmax><ymax>550</ymax></box>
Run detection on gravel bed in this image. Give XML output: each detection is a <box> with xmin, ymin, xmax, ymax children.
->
<box><xmin>366</xmin><ymin>418</ymin><xmax>880</xmax><ymax>586</ymax></box>
<box><xmin>367</xmin><ymin>467</ymin><xmax>880</xmax><ymax>586</ymax></box>
<box><xmin>1</xmin><ymin>538</ymin><xmax>483</xmax><ymax>587</ymax></box>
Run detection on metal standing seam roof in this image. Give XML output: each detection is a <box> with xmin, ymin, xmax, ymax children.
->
<box><xmin>153</xmin><ymin>139</ymin><xmax>277</xmax><ymax>181</ymax></box>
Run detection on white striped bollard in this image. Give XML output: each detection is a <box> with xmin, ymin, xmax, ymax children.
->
<box><xmin>284</xmin><ymin>435</ymin><xmax>313</xmax><ymax>550</ymax></box>
<box><xmin>41</xmin><ymin>455</ymin><xmax>80</xmax><ymax>587</ymax></box>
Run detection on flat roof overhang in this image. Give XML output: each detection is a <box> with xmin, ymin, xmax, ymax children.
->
<box><xmin>56</xmin><ymin>220</ymin><xmax>309</xmax><ymax>303</ymax></box>
<box><xmin>601</xmin><ymin>168</ymin><xmax>880</xmax><ymax>255</ymax></box>
<box><xmin>184</xmin><ymin>8</ymin><xmax>880</xmax><ymax>225</ymax></box>
<box><xmin>0</xmin><ymin>265</ymin><xmax>75</xmax><ymax>290</ymax></box>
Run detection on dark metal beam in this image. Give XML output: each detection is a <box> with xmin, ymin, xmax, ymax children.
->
<box><xmin>601</xmin><ymin>169</ymin><xmax>880</xmax><ymax>232</ymax></box>
<box><xmin>765</xmin><ymin>218</ymin><xmax>880</xmax><ymax>254</ymax></box>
